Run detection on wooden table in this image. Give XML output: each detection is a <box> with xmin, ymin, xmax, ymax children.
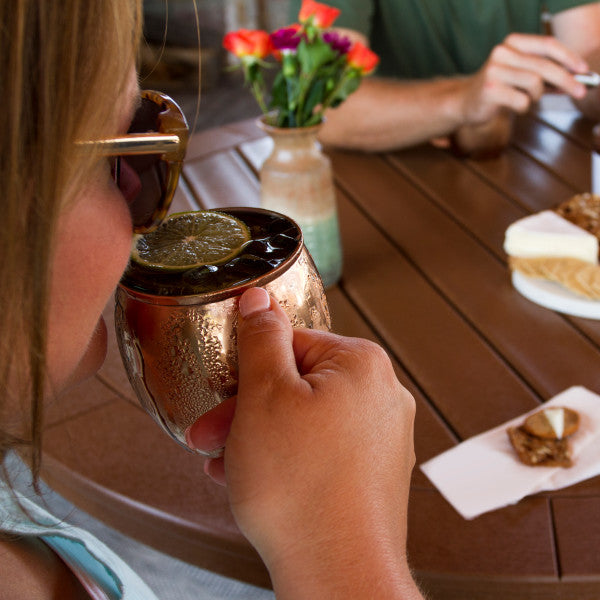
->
<box><xmin>41</xmin><ymin>96</ymin><xmax>600</xmax><ymax>599</ymax></box>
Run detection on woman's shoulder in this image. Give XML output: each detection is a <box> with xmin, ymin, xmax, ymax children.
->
<box><xmin>0</xmin><ymin>536</ymin><xmax>90</xmax><ymax>600</ymax></box>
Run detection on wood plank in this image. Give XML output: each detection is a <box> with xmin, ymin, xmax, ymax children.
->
<box><xmin>386</xmin><ymin>144</ymin><xmax>526</xmax><ymax>260</ymax></box>
<box><xmin>326</xmin><ymin>287</ymin><xmax>458</xmax><ymax>487</ymax></box>
<box><xmin>511</xmin><ymin>116</ymin><xmax>591</xmax><ymax>192</ymax></box>
<box><xmin>533</xmin><ymin>95</ymin><xmax>595</xmax><ymax>149</ymax></box>
<box><xmin>409</xmin><ymin>490</ymin><xmax>556</xmax><ymax>583</ymax></box>
<box><xmin>239</xmin><ymin>136</ymin><xmax>272</xmax><ymax>172</ymax></box>
<box><xmin>552</xmin><ymin>497</ymin><xmax>600</xmax><ymax>579</ymax></box>
<box><xmin>185</xmin><ymin>118</ymin><xmax>262</xmax><ymax>161</ymax></box>
<box><xmin>381</xmin><ymin>131</ymin><xmax>600</xmax><ymax>357</ymax></box>
<box><xmin>183</xmin><ymin>149</ymin><xmax>260</xmax><ymax>208</ymax></box>
<box><xmin>418</xmin><ymin>574</ymin><xmax>599</xmax><ymax>600</ymax></box>
<box><xmin>336</xmin><ymin>189</ymin><xmax>542</xmax><ymax>438</ymax></box>
<box><xmin>462</xmin><ymin>146</ymin><xmax>577</xmax><ymax>213</ymax></box>
<box><xmin>331</xmin><ymin>152</ymin><xmax>600</xmax><ymax>400</ymax></box>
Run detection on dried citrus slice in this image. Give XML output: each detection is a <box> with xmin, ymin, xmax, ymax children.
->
<box><xmin>131</xmin><ymin>210</ymin><xmax>250</xmax><ymax>271</ymax></box>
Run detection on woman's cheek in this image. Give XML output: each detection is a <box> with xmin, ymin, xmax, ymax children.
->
<box><xmin>47</xmin><ymin>175</ymin><xmax>133</xmax><ymax>392</ymax></box>
<box><xmin>63</xmin><ymin>316</ymin><xmax>108</xmax><ymax>389</ymax></box>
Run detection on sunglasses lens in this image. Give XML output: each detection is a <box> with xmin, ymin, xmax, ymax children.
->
<box><xmin>118</xmin><ymin>97</ymin><xmax>173</xmax><ymax>232</ymax></box>
<box><xmin>122</xmin><ymin>154</ymin><xmax>168</xmax><ymax>229</ymax></box>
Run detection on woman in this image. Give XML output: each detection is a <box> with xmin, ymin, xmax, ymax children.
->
<box><xmin>0</xmin><ymin>2</ymin><xmax>422</xmax><ymax>598</ymax></box>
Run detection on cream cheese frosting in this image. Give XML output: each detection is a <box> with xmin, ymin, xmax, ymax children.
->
<box><xmin>504</xmin><ymin>210</ymin><xmax>598</xmax><ymax>263</ymax></box>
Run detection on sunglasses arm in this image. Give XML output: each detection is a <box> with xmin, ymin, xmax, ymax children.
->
<box><xmin>77</xmin><ymin>133</ymin><xmax>182</xmax><ymax>157</ymax></box>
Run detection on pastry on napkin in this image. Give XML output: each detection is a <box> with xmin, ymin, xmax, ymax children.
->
<box><xmin>420</xmin><ymin>386</ymin><xmax>600</xmax><ymax>520</ymax></box>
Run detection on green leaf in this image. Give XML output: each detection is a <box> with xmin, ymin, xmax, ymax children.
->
<box><xmin>245</xmin><ymin>61</ymin><xmax>261</xmax><ymax>84</ymax></box>
<box><xmin>301</xmin><ymin>79</ymin><xmax>325</xmax><ymax>124</ymax></box>
<box><xmin>304</xmin><ymin>113</ymin><xmax>324</xmax><ymax>127</ymax></box>
<box><xmin>269</xmin><ymin>72</ymin><xmax>288</xmax><ymax>111</ymax></box>
<box><xmin>282</xmin><ymin>53</ymin><xmax>298</xmax><ymax>78</ymax></box>
<box><xmin>323</xmin><ymin>73</ymin><xmax>362</xmax><ymax>109</ymax></box>
<box><xmin>297</xmin><ymin>37</ymin><xmax>336</xmax><ymax>74</ymax></box>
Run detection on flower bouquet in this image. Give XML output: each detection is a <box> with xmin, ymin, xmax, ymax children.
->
<box><xmin>223</xmin><ymin>0</ymin><xmax>379</xmax><ymax>128</ymax></box>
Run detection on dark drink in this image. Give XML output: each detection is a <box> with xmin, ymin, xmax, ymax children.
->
<box><xmin>121</xmin><ymin>208</ymin><xmax>302</xmax><ymax>296</ymax></box>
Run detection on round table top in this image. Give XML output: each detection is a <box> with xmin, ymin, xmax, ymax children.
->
<box><xmin>42</xmin><ymin>108</ymin><xmax>600</xmax><ymax>598</ymax></box>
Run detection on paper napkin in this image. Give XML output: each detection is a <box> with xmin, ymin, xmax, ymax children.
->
<box><xmin>420</xmin><ymin>386</ymin><xmax>600</xmax><ymax>519</ymax></box>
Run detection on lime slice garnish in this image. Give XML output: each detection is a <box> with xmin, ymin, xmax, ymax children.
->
<box><xmin>131</xmin><ymin>211</ymin><xmax>251</xmax><ymax>271</ymax></box>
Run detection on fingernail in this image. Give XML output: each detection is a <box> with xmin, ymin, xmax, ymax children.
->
<box><xmin>204</xmin><ymin>459</ymin><xmax>227</xmax><ymax>486</ymax></box>
<box><xmin>239</xmin><ymin>287</ymin><xmax>271</xmax><ymax>319</ymax></box>
<box><xmin>184</xmin><ymin>425</ymin><xmax>195</xmax><ymax>448</ymax></box>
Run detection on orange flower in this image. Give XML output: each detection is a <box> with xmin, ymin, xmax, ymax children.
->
<box><xmin>298</xmin><ymin>0</ymin><xmax>341</xmax><ymax>29</ymax></box>
<box><xmin>223</xmin><ymin>29</ymin><xmax>272</xmax><ymax>60</ymax></box>
<box><xmin>347</xmin><ymin>42</ymin><xmax>379</xmax><ymax>74</ymax></box>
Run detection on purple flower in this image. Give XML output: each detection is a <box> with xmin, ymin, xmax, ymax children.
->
<box><xmin>323</xmin><ymin>31</ymin><xmax>351</xmax><ymax>55</ymax></box>
<box><xmin>270</xmin><ymin>26</ymin><xmax>303</xmax><ymax>51</ymax></box>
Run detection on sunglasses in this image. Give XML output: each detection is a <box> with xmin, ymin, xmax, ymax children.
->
<box><xmin>78</xmin><ymin>90</ymin><xmax>189</xmax><ymax>233</ymax></box>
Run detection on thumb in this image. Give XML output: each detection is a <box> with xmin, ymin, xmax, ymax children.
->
<box><xmin>236</xmin><ymin>287</ymin><xmax>298</xmax><ymax>397</ymax></box>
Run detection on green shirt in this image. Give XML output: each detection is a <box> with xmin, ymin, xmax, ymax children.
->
<box><xmin>288</xmin><ymin>0</ymin><xmax>596</xmax><ymax>78</ymax></box>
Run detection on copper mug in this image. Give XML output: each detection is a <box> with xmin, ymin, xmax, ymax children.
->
<box><xmin>114</xmin><ymin>207</ymin><xmax>331</xmax><ymax>457</ymax></box>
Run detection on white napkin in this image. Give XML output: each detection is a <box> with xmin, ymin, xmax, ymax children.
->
<box><xmin>420</xmin><ymin>386</ymin><xmax>600</xmax><ymax>520</ymax></box>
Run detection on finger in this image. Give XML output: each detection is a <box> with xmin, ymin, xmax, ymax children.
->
<box><xmin>503</xmin><ymin>32</ymin><xmax>588</xmax><ymax>73</ymax></box>
<box><xmin>485</xmin><ymin>63</ymin><xmax>544</xmax><ymax>100</ymax></box>
<box><xmin>236</xmin><ymin>287</ymin><xmax>299</xmax><ymax>401</ymax></box>
<box><xmin>486</xmin><ymin>84</ymin><xmax>532</xmax><ymax>114</ymax></box>
<box><xmin>185</xmin><ymin>395</ymin><xmax>237</xmax><ymax>453</ymax></box>
<box><xmin>204</xmin><ymin>457</ymin><xmax>226</xmax><ymax>486</ymax></box>
<box><xmin>292</xmin><ymin>328</ymin><xmax>391</xmax><ymax>386</ymax></box>
<box><xmin>292</xmin><ymin>327</ymin><xmax>345</xmax><ymax>374</ymax></box>
<box><xmin>490</xmin><ymin>44</ymin><xmax>586</xmax><ymax>98</ymax></box>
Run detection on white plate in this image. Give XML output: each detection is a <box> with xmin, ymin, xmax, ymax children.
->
<box><xmin>512</xmin><ymin>271</ymin><xmax>600</xmax><ymax>319</ymax></box>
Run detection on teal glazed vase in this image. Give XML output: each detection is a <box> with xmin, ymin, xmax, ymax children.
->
<box><xmin>257</xmin><ymin>117</ymin><xmax>342</xmax><ymax>288</ymax></box>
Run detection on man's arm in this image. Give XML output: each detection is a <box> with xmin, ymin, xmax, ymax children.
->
<box><xmin>319</xmin><ymin>28</ymin><xmax>471</xmax><ymax>151</ymax></box>
<box><xmin>553</xmin><ymin>2</ymin><xmax>600</xmax><ymax>120</ymax></box>
<box><xmin>318</xmin><ymin>72</ymin><xmax>472</xmax><ymax>152</ymax></box>
<box><xmin>320</xmin><ymin>26</ymin><xmax>589</xmax><ymax>152</ymax></box>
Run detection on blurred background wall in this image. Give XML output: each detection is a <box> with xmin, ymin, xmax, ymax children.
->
<box><xmin>141</xmin><ymin>0</ymin><xmax>291</xmax><ymax>130</ymax></box>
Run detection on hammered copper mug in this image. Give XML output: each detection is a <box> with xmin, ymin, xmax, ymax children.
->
<box><xmin>114</xmin><ymin>207</ymin><xmax>331</xmax><ymax>457</ymax></box>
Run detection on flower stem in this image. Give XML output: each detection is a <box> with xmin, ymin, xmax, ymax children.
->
<box><xmin>320</xmin><ymin>70</ymin><xmax>348</xmax><ymax>111</ymax></box>
<box><xmin>251</xmin><ymin>79</ymin><xmax>269</xmax><ymax>115</ymax></box>
<box><xmin>295</xmin><ymin>71</ymin><xmax>315</xmax><ymax>126</ymax></box>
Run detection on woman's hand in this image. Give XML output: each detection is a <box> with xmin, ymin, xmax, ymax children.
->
<box><xmin>187</xmin><ymin>287</ymin><xmax>422</xmax><ymax>598</ymax></box>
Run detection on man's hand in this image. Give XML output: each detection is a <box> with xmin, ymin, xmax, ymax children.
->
<box><xmin>460</xmin><ymin>33</ymin><xmax>588</xmax><ymax>126</ymax></box>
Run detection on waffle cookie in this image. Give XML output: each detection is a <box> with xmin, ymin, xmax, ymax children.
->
<box><xmin>509</xmin><ymin>256</ymin><xmax>600</xmax><ymax>300</ymax></box>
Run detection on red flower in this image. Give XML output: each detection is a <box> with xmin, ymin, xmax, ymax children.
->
<box><xmin>298</xmin><ymin>0</ymin><xmax>341</xmax><ymax>29</ymax></box>
<box><xmin>223</xmin><ymin>29</ymin><xmax>272</xmax><ymax>60</ymax></box>
<box><xmin>347</xmin><ymin>42</ymin><xmax>379</xmax><ymax>74</ymax></box>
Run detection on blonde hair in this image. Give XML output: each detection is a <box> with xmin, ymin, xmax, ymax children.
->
<box><xmin>0</xmin><ymin>0</ymin><xmax>142</xmax><ymax>482</ymax></box>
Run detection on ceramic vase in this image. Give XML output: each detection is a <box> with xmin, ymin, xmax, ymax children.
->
<box><xmin>257</xmin><ymin>117</ymin><xmax>342</xmax><ymax>288</ymax></box>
